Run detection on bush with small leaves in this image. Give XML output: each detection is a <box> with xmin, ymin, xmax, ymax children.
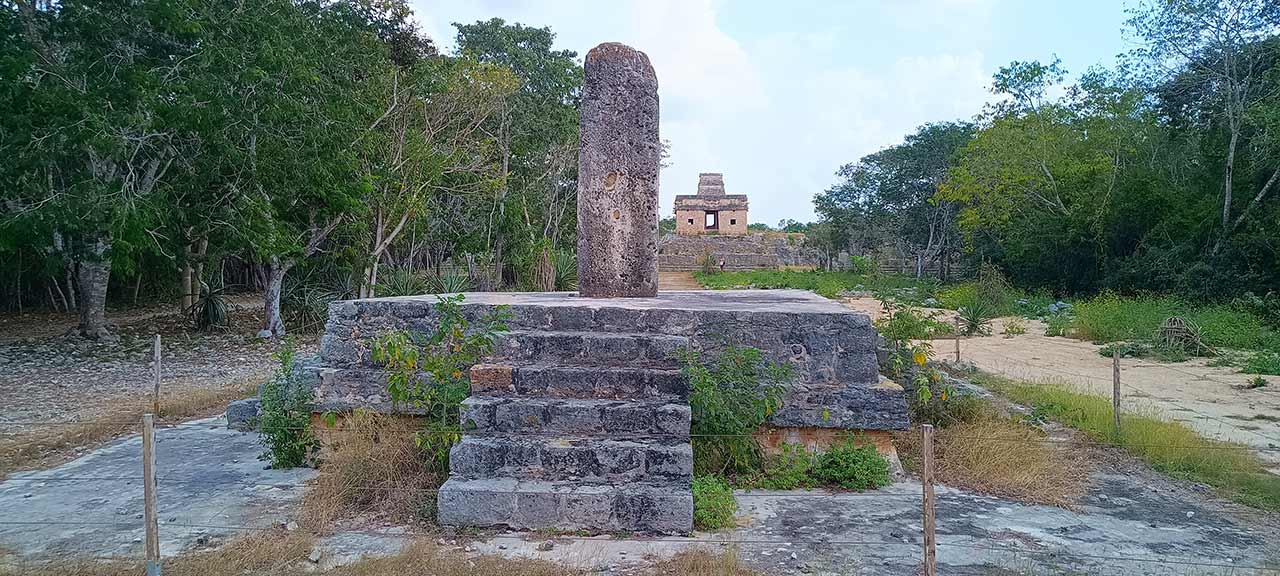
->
<box><xmin>692</xmin><ymin>475</ymin><xmax>737</xmax><ymax>530</ymax></box>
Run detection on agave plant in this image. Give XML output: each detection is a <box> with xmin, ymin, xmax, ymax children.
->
<box><xmin>187</xmin><ymin>279</ymin><xmax>229</xmax><ymax>331</ymax></box>
<box><xmin>377</xmin><ymin>267</ymin><xmax>429</xmax><ymax>297</ymax></box>
<box><xmin>553</xmin><ymin>250</ymin><xmax>577</xmax><ymax>292</ymax></box>
<box><xmin>429</xmin><ymin>273</ymin><xmax>473</xmax><ymax>294</ymax></box>
<box><xmin>956</xmin><ymin>301</ymin><xmax>994</xmax><ymax>336</ymax></box>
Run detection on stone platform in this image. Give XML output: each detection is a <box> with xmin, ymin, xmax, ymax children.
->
<box><xmin>307</xmin><ymin>289</ymin><xmax>907</xmax><ymax>534</ymax></box>
<box><xmin>657</xmin><ymin>233</ymin><xmax>820</xmax><ymax>271</ymax></box>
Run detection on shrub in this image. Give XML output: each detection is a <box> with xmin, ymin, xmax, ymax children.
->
<box><xmin>428</xmin><ymin>273</ymin><xmax>473</xmax><ymax>294</ymax></box>
<box><xmin>378</xmin><ymin>267</ymin><xmax>430</xmax><ymax>297</ymax></box>
<box><xmin>1243</xmin><ymin>350</ymin><xmax>1280</xmax><ymax>376</ymax></box>
<box><xmin>681</xmin><ymin>344</ymin><xmax>792</xmax><ymax>476</ymax></box>
<box><xmin>371</xmin><ymin>295</ymin><xmax>509</xmax><ymax>473</ymax></box>
<box><xmin>749</xmin><ymin>443</ymin><xmax>816</xmax><ymax>490</ymax></box>
<box><xmin>692</xmin><ymin>476</ymin><xmax>737</xmax><ymax>530</ymax></box>
<box><xmin>1232</xmin><ymin>291</ymin><xmax>1280</xmax><ymax>330</ymax></box>
<box><xmin>553</xmin><ymin>250</ymin><xmax>577</xmax><ymax>291</ymax></box>
<box><xmin>1072</xmin><ymin>294</ymin><xmax>1182</xmax><ymax>343</ymax></box>
<box><xmin>1043</xmin><ymin>312</ymin><xmax>1073</xmax><ymax>337</ymax></box>
<box><xmin>875</xmin><ymin>304</ymin><xmax>952</xmax><ymax>342</ymax></box>
<box><xmin>1189</xmin><ymin>306</ymin><xmax>1267</xmax><ymax>350</ymax></box>
<box><xmin>1002</xmin><ymin>317</ymin><xmax>1027</xmax><ymax>337</ymax></box>
<box><xmin>811</xmin><ymin>438</ymin><xmax>891</xmax><ymax>490</ymax></box>
<box><xmin>699</xmin><ymin>251</ymin><xmax>717</xmax><ymax>275</ymax></box>
<box><xmin>259</xmin><ymin>341</ymin><xmax>319</xmax><ymax>468</ymax></box>
<box><xmin>936</xmin><ymin>283</ymin><xmax>978</xmax><ymax>311</ymax></box>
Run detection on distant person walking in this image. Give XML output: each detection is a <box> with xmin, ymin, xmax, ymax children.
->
<box><xmin>718</xmin><ymin>258</ymin><xmax>726</xmax><ymax>272</ymax></box>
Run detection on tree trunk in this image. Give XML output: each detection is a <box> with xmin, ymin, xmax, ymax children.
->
<box><xmin>1221</xmin><ymin>118</ymin><xmax>1240</xmax><ymax>231</ymax></box>
<box><xmin>261</xmin><ymin>257</ymin><xmax>292</xmax><ymax>338</ymax></box>
<box><xmin>64</xmin><ymin>262</ymin><xmax>77</xmax><ymax>311</ymax></box>
<box><xmin>77</xmin><ymin>235</ymin><xmax>112</xmax><ymax>339</ymax></box>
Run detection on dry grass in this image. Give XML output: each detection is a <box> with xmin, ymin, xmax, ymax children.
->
<box><xmin>302</xmin><ymin>409</ymin><xmax>439</xmax><ymax>530</ymax></box>
<box><xmin>649</xmin><ymin>548</ymin><xmax>763</xmax><ymax>575</ymax></box>
<box><xmin>0</xmin><ymin>535</ymin><xmax>759</xmax><ymax>576</ymax></box>
<box><xmin>0</xmin><ymin>378</ymin><xmax>259</xmax><ymax>478</ymax></box>
<box><xmin>896</xmin><ymin>414</ymin><xmax>1091</xmax><ymax>508</ymax></box>
<box><xmin>976</xmin><ymin>372</ymin><xmax>1280</xmax><ymax>510</ymax></box>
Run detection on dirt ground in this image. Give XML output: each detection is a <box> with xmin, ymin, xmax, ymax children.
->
<box><xmin>0</xmin><ymin>298</ymin><xmax>316</xmax><ymax>433</ymax></box>
<box><xmin>841</xmin><ymin>297</ymin><xmax>1280</xmax><ymax>471</ymax></box>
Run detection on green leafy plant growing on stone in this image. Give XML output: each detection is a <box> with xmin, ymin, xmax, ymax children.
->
<box><xmin>811</xmin><ymin>436</ymin><xmax>891</xmax><ymax>490</ymax></box>
<box><xmin>680</xmin><ymin>344</ymin><xmax>792</xmax><ymax>476</ymax></box>
<box><xmin>750</xmin><ymin>443</ymin><xmax>817</xmax><ymax>490</ymax></box>
<box><xmin>259</xmin><ymin>340</ymin><xmax>319</xmax><ymax>468</ymax></box>
<box><xmin>692</xmin><ymin>475</ymin><xmax>737</xmax><ymax>530</ymax></box>
<box><xmin>371</xmin><ymin>294</ymin><xmax>509</xmax><ymax>473</ymax></box>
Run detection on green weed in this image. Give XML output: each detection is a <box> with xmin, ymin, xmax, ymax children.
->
<box><xmin>810</xmin><ymin>438</ymin><xmax>891</xmax><ymax>490</ymax></box>
<box><xmin>681</xmin><ymin>345</ymin><xmax>792</xmax><ymax>476</ymax></box>
<box><xmin>692</xmin><ymin>476</ymin><xmax>737</xmax><ymax>530</ymax></box>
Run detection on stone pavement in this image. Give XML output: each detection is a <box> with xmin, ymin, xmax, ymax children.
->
<box><xmin>0</xmin><ymin>416</ymin><xmax>313</xmax><ymax>559</ymax></box>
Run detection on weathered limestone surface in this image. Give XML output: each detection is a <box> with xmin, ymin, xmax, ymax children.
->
<box><xmin>576</xmin><ymin>43</ymin><xmax>660</xmax><ymax>298</ymax></box>
<box><xmin>312</xmin><ymin>290</ymin><xmax>903</xmax><ymax>430</ymax></box>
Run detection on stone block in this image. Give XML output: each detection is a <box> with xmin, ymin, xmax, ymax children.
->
<box><xmin>225</xmin><ymin>398</ymin><xmax>260</xmax><ymax>431</ymax></box>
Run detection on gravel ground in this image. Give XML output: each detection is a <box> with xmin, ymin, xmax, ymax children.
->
<box><xmin>0</xmin><ymin>302</ymin><xmax>317</xmax><ymax>432</ymax></box>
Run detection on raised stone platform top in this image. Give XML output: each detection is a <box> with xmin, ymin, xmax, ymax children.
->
<box><xmin>360</xmin><ymin>289</ymin><xmax>859</xmax><ymax>317</ymax></box>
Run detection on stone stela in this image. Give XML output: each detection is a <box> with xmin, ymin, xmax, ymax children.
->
<box><xmin>674</xmin><ymin>173</ymin><xmax>749</xmax><ymax>236</ymax></box>
<box><xmin>304</xmin><ymin>41</ymin><xmax>907</xmax><ymax>536</ymax></box>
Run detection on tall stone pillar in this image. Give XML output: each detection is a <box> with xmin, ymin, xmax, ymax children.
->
<box><xmin>577</xmin><ymin>43</ymin><xmax>660</xmax><ymax>298</ymax></box>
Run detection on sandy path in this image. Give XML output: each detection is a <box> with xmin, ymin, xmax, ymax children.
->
<box><xmin>842</xmin><ymin>297</ymin><xmax>1280</xmax><ymax>470</ymax></box>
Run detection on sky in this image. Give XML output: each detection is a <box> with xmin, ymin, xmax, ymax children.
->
<box><xmin>409</xmin><ymin>0</ymin><xmax>1136</xmax><ymax>225</ymax></box>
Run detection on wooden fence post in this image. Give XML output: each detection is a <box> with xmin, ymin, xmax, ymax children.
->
<box><xmin>153</xmin><ymin>335</ymin><xmax>161</xmax><ymax>418</ymax></box>
<box><xmin>143</xmin><ymin>414</ymin><xmax>161</xmax><ymax>576</ymax></box>
<box><xmin>953</xmin><ymin>319</ymin><xmax>961</xmax><ymax>363</ymax></box>
<box><xmin>922</xmin><ymin>424</ymin><xmax>937</xmax><ymax>576</ymax></box>
<box><xmin>1112</xmin><ymin>349</ymin><xmax>1122</xmax><ymax>437</ymax></box>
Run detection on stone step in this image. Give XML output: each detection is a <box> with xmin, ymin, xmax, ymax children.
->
<box><xmin>492</xmin><ymin>330</ymin><xmax>687</xmax><ymax>365</ymax></box>
<box><xmin>436</xmin><ymin>477</ymin><xmax>693</xmax><ymax>533</ymax></box>
<box><xmin>469</xmin><ymin>362</ymin><xmax>688</xmax><ymax>400</ymax></box>
<box><xmin>461</xmin><ymin>397</ymin><xmax>689</xmax><ymax>436</ymax></box>
<box><xmin>448</xmin><ymin>435</ymin><xmax>692</xmax><ymax>483</ymax></box>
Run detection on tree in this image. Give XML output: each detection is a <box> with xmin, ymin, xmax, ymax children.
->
<box><xmin>453</xmin><ymin>19</ymin><xmax>582</xmax><ymax>282</ymax></box>
<box><xmin>816</xmin><ymin>122</ymin><xmax>974</xmax><ymax>279</ymax></box>
<box><xmin>354</xmin><ymin>57</ymin><xmax>518</xmax><ymax>298</ymax></box>
<box><xmin>5</xmin><ymin>0</ymin><xmax>195</xmax><ymax>338</ymax></box>
<box><xmin>1129</xmin><ymin>0</ymin><xmax>1280</xmax><ymax>249</ymax></box>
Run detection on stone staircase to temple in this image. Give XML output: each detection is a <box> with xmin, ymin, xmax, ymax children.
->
<box><xmin>435</xmin><ymin>327</ymin><xmax>694</xmax><ymax>533</ymax></box>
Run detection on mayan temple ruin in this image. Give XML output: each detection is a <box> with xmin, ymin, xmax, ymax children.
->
<box><xmin>659</xmin><ymin>173</ymin><xmax>820</xmax><ymax>271</ymax></box>
<box><xmin>674</xmin><ymin>173</ymin><xmax>749</xmax><ymax>236</ymax></box>
<box><xmin>304</xmin><ymin>42</ymin><xmax>906</xmax><ymax>534</ymax></box>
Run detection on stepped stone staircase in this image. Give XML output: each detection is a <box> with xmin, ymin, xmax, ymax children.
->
<box><xmin>305</xmin><ymin>290</ymin><xmax>907</xmax><ymax>535</ymax></box>
<box><xmin>436</xmin><ymin>327</ymin><xmax>694</xmax><ymax>533</ymax></box>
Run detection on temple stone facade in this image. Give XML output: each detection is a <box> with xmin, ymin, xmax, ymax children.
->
<box><xmin>674</xmin><ymin>173</ymin><xmax>749</xmax><ymax>236</ymax></box>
